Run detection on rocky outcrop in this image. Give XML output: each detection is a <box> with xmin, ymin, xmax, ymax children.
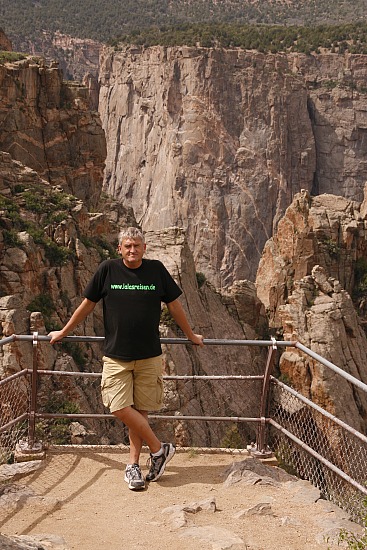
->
<box><xmin>0</xmin><ymin>56</ymin><xmax>106</xmax><ymax>208</ymax></box>
<box><xmin>0</xmin><ymin>152</ymin><xmax>268</xmax><ymax>446</ymax></box>
<box><xmin>0</xmin><ymin>29</ymin><xmax>12</xmax><ymax>51</ymax></box>
<box><xmin>99</xmin><ymin>47</ymin><xmax>367</xmax><ymax>288</ymax></box>
<box><xmin>255</xmin><ymin>189</ymin><xmax>367</xmax><ymax>431</ymax></box>
<box><xmin>11</xmin><ymin>31</ymin><xmax>102</xmax><ymax>82</ymax></box>
<box><xmin>256</xmin><ymin>189</ymin><xmax>367</xmax><ymax>327</ymax></box>
<box><xmin>277</xmin><ymin>266</ymin><xmax>367</xmax><ymax>432</ymax></box>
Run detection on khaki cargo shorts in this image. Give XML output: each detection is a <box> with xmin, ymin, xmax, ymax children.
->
<box><xmin>101</xmin><ymin>355</ymin><xmax>164</xmax><ymax>413</ymax></box>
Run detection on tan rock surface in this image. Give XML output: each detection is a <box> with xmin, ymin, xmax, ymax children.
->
<box><xmin>0</xmin><ymin>57</ymin><xmax>105</xmax><ymax>208</ymax></box>
<box><xmin>12</xmin><ymin>30</ymin><xmax>102</xmax><ymax>82</ymax></box>
<box><xmin>0</xmin><ymin>29</ymin><xmax>12</xmax><ymax>52</ymax></box>
<box><xmin>99</xmin><ymin>47</ymin><xmax>367</xmax><ymax>287</ymax></box>
<box><xmin>99</xmin><ymin>46</ymin><xmax>316</xmax><ymax>286</ymax></box>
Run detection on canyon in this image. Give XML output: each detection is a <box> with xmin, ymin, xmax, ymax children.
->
<box><xmin>0</xmin><ymin>27</ymin><xmax>367</xmax><ymax>444</ymax></box>
<box><xmin>99</xmin><ymin>45</ymin><xmax>367</xmax><ymax>287</ymax></box>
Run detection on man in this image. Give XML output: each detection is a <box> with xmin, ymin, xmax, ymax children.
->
<box><xmin>49</xmin><ymin>227</ymin><xmax>204</xmax><ymax>490</ymax></box>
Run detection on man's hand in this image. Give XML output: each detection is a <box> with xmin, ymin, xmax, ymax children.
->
<box><xmin>190</xmin><ymin>333</ymin><xmax>204</xmax><ymax>347</ymax></box>
<box><xmin>47</xmin><ymin>298</ymin><xmax>96</xmax><ymax>345</ymax></box>
<box><xmin>48</xmin><ymin>330</ymin><xmax>65</xmax><ymax>345</ymax></box>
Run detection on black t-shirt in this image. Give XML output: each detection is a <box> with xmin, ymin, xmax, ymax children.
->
<box><xmin>83</xmin><ymin>258</ymin><xmax>182</xmax><ymax>360</ymax></box>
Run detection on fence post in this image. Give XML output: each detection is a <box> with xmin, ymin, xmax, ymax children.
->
<box><xmin>15</xmin><ymin>331</ymin><xmax>44</xmax><ymax>456</ymax></box>
<box><xmin>250</xmin><ymin>337</ymin><xmax>277</xmax><ymax>457</ymax></box>
<box><xmin>26</xmin><ymin>331</ymin><xmax>42</xmax><ymax>451</ymax></box>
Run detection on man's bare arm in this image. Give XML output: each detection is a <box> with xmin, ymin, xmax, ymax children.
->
<box><xmin>48</xmin><ymin>298</ymin><xmax>97</xmax><ymax>344</ymax></box>
<box><xmin>166</xmin><ymin>299</ymin><xmax>204</xmax><ymax>346</ymax></box>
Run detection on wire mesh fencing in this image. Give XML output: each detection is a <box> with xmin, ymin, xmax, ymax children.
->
<box><xmin>0</xmin><ymin>370</ymin><xmax>30</xmax><ymax>464</ymax></box>
<box><xmin>1</xmin><ymin>334</ymin><xmax>367</xmax><ymax>525</ymax></box>
<box><xmin>31</xmin><ymin>370</ymin><xmax>264</xmax><ymax>451</ymax></box>
<box><xmin>269</xmin><ymin>378</ymin><xmax>367</xmax><ymax>523</ymax></box>
<box><xmin>150</xmin><ymin>374</ymin><xmax>264</xmax><ymax>449</ymax></box>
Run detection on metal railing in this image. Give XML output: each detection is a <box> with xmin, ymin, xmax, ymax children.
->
<box><xmin>0</xmin><ymin>333</ymin><xmax>366</xmax><ymax>523</ymax></box>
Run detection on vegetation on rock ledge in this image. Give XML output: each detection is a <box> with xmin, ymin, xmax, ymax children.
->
<box><xmin>1</xmin><ymin>0</ymin><xmax>366</xmax><ymax>43</ymax></box>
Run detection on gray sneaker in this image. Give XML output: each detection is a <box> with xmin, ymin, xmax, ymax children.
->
<box><xmin>146</xmin><ymin>443</ymin><xmax>176</xmax><ymax>482</ymax></box>
<box><xmin>124</xmin><ymin>463</ymin><xmax>145</xmax><ymax>490</ymax></box>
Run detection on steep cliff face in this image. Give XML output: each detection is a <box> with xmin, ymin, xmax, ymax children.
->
<box><xmin>255</xmin><ymin>190</ymin><xmax>367</xmax><ymax>432</ymax></box>
<box><xmin>0</xmin><ymin>56</ymin><xmax>106</xmax><ymax>208</ymax></box>
<box><xmin>99</xmin><ymin>46</ymin><xmax>367</xmax><ymax>288</ymax></box>
<box><xmin>99</xmin><ymin>46</ymin><xmax>316</xmax><ymax>287</ymax></box>
<box><xmin>256</xmin><ymin>189</ymin><xmax>367</xmax><ymax>326</ymax></box>
<box><xmin>293</xmin><ymin>53</ymin><xmax>367</xmax><ymax>202</ymax></box>
<box><xmin>0</xmin><ymin>28</ymin><xmax>12</xmax><ymax>51</ymax></box>
<box><xmin>11</xmin><ymin>31</ymin><xmax>102</xmax><ymax>82</ymax></box>
<box><xmin>0</xmin><ymin>151</ymin><xmax>268</xmax><ymax>445</ymax></box>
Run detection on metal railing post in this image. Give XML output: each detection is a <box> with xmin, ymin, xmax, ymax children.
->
<box><xmin>26</xmin><ymin>331</ymin><xmax>42</xmax><ymax>451</ymax></box>
<box><xmin>250</xmin><ymin>337</ymin><xmax>277</xmax><ymax>457</ymax></box>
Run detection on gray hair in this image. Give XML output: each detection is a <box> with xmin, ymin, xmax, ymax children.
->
<box><xmin>118</xmin><ymin>227</ymin><xmax>145</xmax><ymax>243</ymax></box>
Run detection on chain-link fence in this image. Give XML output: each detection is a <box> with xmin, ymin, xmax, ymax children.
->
<box><xmin>0</xmin><ymin>370</ymin><xmax>30</xmax><ymax>463</ymax></box>
<box><xmin>0</xmin><ymin>334</ymin><xmax>366</xmax><ymax>524</ymax></box>
<box><xmin>269</xmin><ymin>378</ymin><xmax>367</xmax><ymax>524</ymax></box>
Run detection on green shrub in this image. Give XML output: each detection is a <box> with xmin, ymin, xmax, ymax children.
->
<box><xmin>3</xmin><ymin>230</ymin><xmax>22</xmax><ymax>247</ymax></box>
<box><xmin>355</xmin><ymin>258</ymin><xmax>367</xmax><ymax>291</ymax></box>
<box><xmin>160</xmin><ymin>305</ymin><xmax>175</xmax><ymax>328</ymax></box>
<box><xmin>221</xmin><ymin>424</ymin><xmax>244</xmax><ymax>449</ymax></box>
<box><xmin>0</xmin><ymin>51</ymin><xmax>27</xmax><ymax>64</ymax></box>
<box><xmin>337</xmin><ymin>498</ymin><xmax>367</xmax><ymax>548</ymax></box>
<box><xmin>44</xmin><ymin>241</ymin><xmax>74</xmax><ymax>266</ymax></box>
<box><xmin>22</xmin><ymin>191</ymin><xmax>46</xmax><ymax>213</ymax></box>
<box><xmin>60</xmin><ymin>341</ymin><xmax>87</xmax><ymax>368</ymax></box>
<box><xmin>0</xmin><ymin>195</ymin><xmax>19</xmax><ymax>213</ymax></box>
<box><xmin>36</xmin><ymin>398</ymin><xmax>81</xmax><ymax>444</ymax></box>
<box><xmin>27</xmin><ymin>294</ymin><xmax>56</xmax><ymax>330</ymax></box>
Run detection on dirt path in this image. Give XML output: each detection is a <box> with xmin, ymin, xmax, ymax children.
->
<box><xmin>0</xmin><ymin>447</ymin><xmax>361</xmax><ymax>550</ymax></box>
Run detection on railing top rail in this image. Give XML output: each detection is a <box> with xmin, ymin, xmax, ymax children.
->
<box><xmin>0</xmin><ymin>334</ymin><xmax>296</xmax><ymax>346</ymax></box>
<box><xmin>1</xmin><ymin>334</ymin><xmax>366</xmax><ymax>393</ymax></box>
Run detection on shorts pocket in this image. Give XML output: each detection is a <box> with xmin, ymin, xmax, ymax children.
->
<box><xmin>100</xmin><ymin>377</ymin><xmax>113</xmax><ymax>409</ymax></box>
<box><xmin>156</xmin><ymin>375</ymin><xmax>164</xmax><ymax>405</ymax></box>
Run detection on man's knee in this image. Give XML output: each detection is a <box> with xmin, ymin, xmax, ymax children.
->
<box><xmin>112</xmin><ymin>405</ymin><xmax>132</xmax><ymax>421</ymax></box>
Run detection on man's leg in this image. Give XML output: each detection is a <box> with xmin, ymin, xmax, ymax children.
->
<box><xmin>113</xmin><ymin>405</ymin><xmax>161</xmax><ymax>464</ymax></box>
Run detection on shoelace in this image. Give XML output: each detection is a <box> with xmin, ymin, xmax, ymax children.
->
<box><xmin>128</xmin><ymin>464</ymin><xmax>142</xmax><ymax>479</ymax></box>
<box><xmin>146</xmin><ymin>454</ymin><xmax>163</xmax><ymax>473</ymax></box>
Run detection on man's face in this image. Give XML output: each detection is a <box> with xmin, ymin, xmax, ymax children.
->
<box><xmin>118</xmin><ymin>237</ymin><xmax>146</xmax><ymax>268</ymax></box>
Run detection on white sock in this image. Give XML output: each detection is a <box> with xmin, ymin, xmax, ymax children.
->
<box><xmin>151</xmin><ymin>445</ymin><xmax>163</xmax><ymax>457</ymax></box>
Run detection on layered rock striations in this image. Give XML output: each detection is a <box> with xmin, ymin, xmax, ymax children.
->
<box><xmin>0</xmin><ymin>56</ymin><xmax>106</xmax><ymax>208</ymax></box>
<box><xmin>99</xmin><ymin>46</ymin><xmax>316</xmax><ymax>287</ymax></box>
<box><xmin>0</xmin><ymin>151</ymin><xmax>268</xmax><ymax>446</ymax></box>
<box><xmin>11</xmin><ymin>30</ymin><xmax>102</xmax><ymax>82</ymax></box>
<box><xmin>99</xmin><ymin>47</ymin><xmax>367</xmax><ymax>288</ymax></box>
<box><xmin>256</xmin><ymin>189</ymin><xmax>367</xmax><ymax>432</ymax></box>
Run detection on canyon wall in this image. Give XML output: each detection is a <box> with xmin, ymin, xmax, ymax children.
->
<box><xmin>256</xmin><ymin>189</ymin><xmax>367</xmax><ymax>432</ymax></box>
<box><xmin>10</xmin><ymin>31</ymin><xmax>101</xmax><ymax>82</ymax></box>
<box><xmin>0</xmin><ymin>148</ymin><xmax>268</xmax><ymax>445</ymax></box>
<box><xmin>99</xmin><ymin>46</ymin><xmax>316</xmax><ymax>287</ymax></box>
<box><xmin>0</xmin><ymin>56</ymin><xmax>105</xmax><ymax>208</ymax></box>
<box><xmin>99</xmin><ymin>47</ymin><xmax>367</xmax><ymax>288</ymax></box>
<box><xmin>1</xmin><ymin>43</ymin><xmax>367</xmax><ymax>444</ymax></box>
